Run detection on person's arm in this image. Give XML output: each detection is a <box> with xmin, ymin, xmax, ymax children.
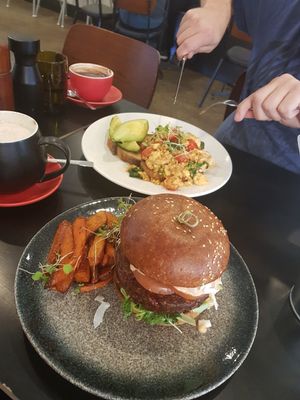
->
<box><xmin>176</xmin><ymin>0</ymin><xmax>232</xmax><ymax>60</ymax></box>
<box><xmin>234</xmin><ymin>74</ymin><xmax>300</xmax><ymax>128</ymax></box>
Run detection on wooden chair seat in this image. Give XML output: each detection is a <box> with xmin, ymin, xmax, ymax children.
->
<box><xmin>62</xmin><ymin>24</ymin><xmax>160</xmax><ymax>108</ymax></box>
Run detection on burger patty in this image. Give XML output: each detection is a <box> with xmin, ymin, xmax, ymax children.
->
<box><xmin>114</xmin><ymin>250</ymin><xmax>208</xmax><ymax>314</ymax></box>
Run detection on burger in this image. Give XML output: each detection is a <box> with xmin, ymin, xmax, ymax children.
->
<box><xmin>114</xmin><ymin>194</ymin><xmax>230</xmax><ymax>331</ymax></box>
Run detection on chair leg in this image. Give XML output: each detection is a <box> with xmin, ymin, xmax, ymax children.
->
<box><xmin>32</xmin><ymin>0</ymin><xmax>40</xmax><ymax>17</ymax></box>
<box><xmin>73</xmin><ymin>0</ymin><xmax>79</xmax><ymax>23</ymax></box>
<box><xmin>198</xmin><ymin>58</ymin><xmax>224</xmax><ymax>108</ymax></box>
<box><xmin>57</xmin><ymin>0</ymin><xmax>67</xmax><ymax>28</ymax></box>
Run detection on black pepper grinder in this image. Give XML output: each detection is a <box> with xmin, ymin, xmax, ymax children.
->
<box><xmin>8</xmin><ymin>34</ymin><xmax>42</xmax><ymax>118</ymax></box>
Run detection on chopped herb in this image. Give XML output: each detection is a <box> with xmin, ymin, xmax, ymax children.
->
<box><xmin>200</xmin><ymin>141</ymin><xmax>205</xmax><ymax>150</ymax></box>
<box><xmin>187</xmin><ymin>161</ymin><xmax>209</xmax><ymax>177</ymax></box>
<box><xmin>155</xmin><ymin>124</ymin><xmax>170</xmax><ymax>137</ymax></box>
<box><xmin>129</xmin><ymin>166</ymin><xmax>142</xmax><ymax>179</ymax></box>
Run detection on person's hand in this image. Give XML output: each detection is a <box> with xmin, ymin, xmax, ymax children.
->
<box><xmin>235</xmin><ymin>74</ymin><xmax>300</xmax><ymax>128</ymax></box>
<box><xmin>176</xmin><ymin>2</ymin><xmax>232</xmax><ymax>60</ymax></box>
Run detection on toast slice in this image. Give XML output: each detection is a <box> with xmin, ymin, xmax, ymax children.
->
<box><xmin>107</xmin><ymin>137</ymin><xmax>118</xmax><ymax>155</ymax></box>
<box><xmin>116</xmin><ymin>146</ymin><xmax>141</xmax><ymax>166</ymax></box>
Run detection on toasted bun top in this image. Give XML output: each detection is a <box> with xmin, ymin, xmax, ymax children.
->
<box><xmin>120</xmin><ymin>194</ymin><xmax>230</xmax><ymax>287</ymax></box>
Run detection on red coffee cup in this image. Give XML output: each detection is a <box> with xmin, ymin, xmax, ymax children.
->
<box><xmin>69</xmin><ymin>63</ymin><xmax>113</xmax><ymax>102</ymax></box>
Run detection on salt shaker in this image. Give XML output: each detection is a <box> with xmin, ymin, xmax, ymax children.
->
<box><xmin>8</xmin><ymin>34</ymin><xmax>42</xmax><ymax>118</ymax></box>
<box><xmin>0</xmin><ymin>44</ymin><xmax>14</xmax><ymax>110</ymax></box>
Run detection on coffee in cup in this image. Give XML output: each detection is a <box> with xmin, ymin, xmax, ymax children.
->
<box><xmin>69</xmin><ymin>63</ymin><xmax>113</xmax><ymax>102</ymax></box>
<box><xmin>0</xmin><ymin>111</ymin><xmax>70</xmax><ymax>193</ymax></box>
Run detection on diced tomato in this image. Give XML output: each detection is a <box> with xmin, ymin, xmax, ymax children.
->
<box><xmin>175</xmin><ymin>154</ymin><xmax>188</xmax><ymax>163</ymax></box>
<box><xmin>186</xmin><ymin>139</ymin><xmax>198</xmax><ymax>151</ymax></box>
<box><xmin>169</xmin><ymin>134</ymin><xmax>178</xmax><ymax>143</ymax></box>
<box><xmin>141</xmin><ymin>147</ymin><xmax>153</xmax><ymax>159</ymax></box>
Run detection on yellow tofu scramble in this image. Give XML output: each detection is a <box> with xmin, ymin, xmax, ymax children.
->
<box><xmin>128</xmin><ymin>124</ymin><xmax>214</xmax><ymax>190</ymax></box>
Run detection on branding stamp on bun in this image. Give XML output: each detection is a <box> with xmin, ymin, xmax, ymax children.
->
<box><xmin>114</xmin><ymin>194</ymin><xmax>230</xmax><ymax>332</ymax></box>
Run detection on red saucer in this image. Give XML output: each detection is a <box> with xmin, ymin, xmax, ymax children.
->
<box><xmin>67</xmin><ymin>82</ymin><xmax>122</xmax><ymax>109</ymax></box>
<box><xmin>0</xmin><ymin>160</ymin><xmax>63</xmax><ymax>207</ymax></box>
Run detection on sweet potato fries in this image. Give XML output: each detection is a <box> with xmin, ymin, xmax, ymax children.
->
<box><xmin>44</xmin><ymin>211</ymin><xmax>118</xmax><ymax>294</ymax></box>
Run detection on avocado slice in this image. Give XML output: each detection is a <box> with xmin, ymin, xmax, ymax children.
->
<box><xmin>118</xmin><ymin>141</ymin><xmax>140</xmax><ymax>152</ymax></box>
<box><xmin>111</xmin><ymin>119</ymin><xmax>149</xmax><ymax>142</ymax></box>
<box><xmin>109</xmin><ymin>115</ymin><xmax>122</xmax><ymax>138</ymax></box>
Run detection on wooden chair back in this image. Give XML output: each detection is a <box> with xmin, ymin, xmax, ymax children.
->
<box><xmin>230</xmin><ymin>23</ymin><xmax>252</xmax><ymax>44</ymax></box>
<box><xmin>62</xmin><ymin>24</ymin><xmax>160</xmax><ymax>108</ymax></box>
<box><xmin>114</xmin><ymin>0</ymin><xmax>157</xmax><ymax>15</ymax></box>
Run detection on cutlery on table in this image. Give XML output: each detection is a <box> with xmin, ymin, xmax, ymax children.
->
<box><xmin>173</xmin><ymin>57</ymin><xmax>186</xmax><ymax>105</ymax></box>
<box><xmin>298</xmin><ymin>134</ymin><xmax>300</xmax><ymax>155</ymax></box>
<box><xmin>67</xmin><ymin>89</ymin><xmax>97</xmax><ymax>110</ymax></box>
<box><xmin>47</xmin><ymin>158</ymin><xmax>94</xmax><ymax>168</ymax></box>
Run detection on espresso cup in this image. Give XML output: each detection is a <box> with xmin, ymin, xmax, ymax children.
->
<box><xmin>37</xmin><ymin>51</ymin><xmax>68</xmax><ymax>114</ymax></box>
<box><xmin>0</xmin><ymin>111</ymin><xmax>70</xmax><ymax>194</ymax></box>
<box><xmin>69</xmin><ymin>63</ymin><xmax>113</xmax><ymax>102</ymax></box>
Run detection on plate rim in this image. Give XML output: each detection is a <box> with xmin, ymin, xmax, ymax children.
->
<box><xmin>14</xmin><ymin>197</ymin><xmax>258</xmax><ymax>400</ymax></box>
<box><xmin>81</xmin><ymin>112</ymin><xmax>233</xmax><ymax>198</ymax></box>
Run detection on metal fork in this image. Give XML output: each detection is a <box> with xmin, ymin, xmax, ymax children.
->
<box><xmin>199</xmin><ymin>99</ymin><xmax>238</xmax><ymax>116</ymax></box>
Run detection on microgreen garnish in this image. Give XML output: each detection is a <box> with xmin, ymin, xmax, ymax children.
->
<box><xmin>63</xmin><ymin>263</ymin><xmax>73</xmax><ymax>274</ymax></box>
<box><xmin>165</xmin><ymin>141</ymin><xmax>186</xmax><ymax>153</ymax></box>
<box><xmin>96</xmin><ymin>197</ymin><xmax>135</xmax><ymax>246</ymax></box>
<box><xmin>31</xmin><ymin>253</ymin><xmax>73</xmax><ymax>285</ymax></box>
<box><xmin>177</xmin><ymin>210</ymin><xmax>199</xmax><ymax>228</ymax></box>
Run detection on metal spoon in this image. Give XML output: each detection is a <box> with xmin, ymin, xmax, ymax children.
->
<box><xmin>67</xmin><ymin>89</ymin><xmax>97</xmax><ymax>111</ymax></box>
<box><xmin>199</xmin><ymin>99</ymin><xmax>238</xmax><ymax>116</ymax></box>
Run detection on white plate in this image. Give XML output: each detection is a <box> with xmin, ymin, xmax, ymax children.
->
<box><xmin>81</xmin><ymin>113</ymin><xmax>232</xmax><ymax>197</ymax></box>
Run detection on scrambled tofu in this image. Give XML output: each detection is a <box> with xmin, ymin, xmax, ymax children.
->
<box><xmin>128</xmin><ymin>124</ymin><xmax>214</xmax><ymax>191</ymax></box>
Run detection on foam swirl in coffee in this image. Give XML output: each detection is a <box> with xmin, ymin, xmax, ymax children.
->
<box><xmin>0</xmin><ymin>122</ymin><xmax>33</xmax><ymax>143</ymax></box>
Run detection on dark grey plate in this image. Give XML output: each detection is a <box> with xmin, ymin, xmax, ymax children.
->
<box><xmin>14</xmin><ymin>197</ymin><xmax>259</xmax><ymax>400</ymax></box>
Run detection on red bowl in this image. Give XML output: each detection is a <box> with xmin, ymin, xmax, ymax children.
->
<box><xmin>69</xmin><ymin>63</ymin><xmax>113</xmax><ymax>102</ymax></box>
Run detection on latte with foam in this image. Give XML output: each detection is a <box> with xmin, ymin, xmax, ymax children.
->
<box><xmin>0</xmin><ymin>122</ymin><xmax>32</xmax><ymax>143</ymax></box>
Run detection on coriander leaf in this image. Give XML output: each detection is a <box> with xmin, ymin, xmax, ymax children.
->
<box><xmin>63</xmin><ymin>264</ymin><xmax>73</xmax><ymax>274</ymax></box>
<box><xmin>32</xmin><ymin>271</ymin><xmax>43</xmax><ymax>281</ymax></box>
